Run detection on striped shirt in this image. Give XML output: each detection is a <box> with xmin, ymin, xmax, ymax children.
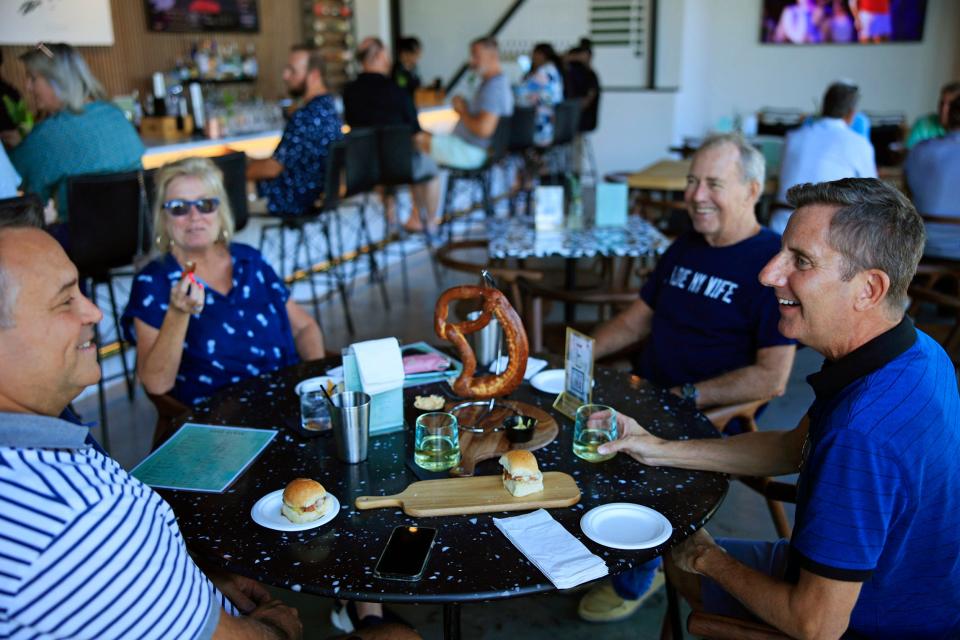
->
<box><xmin>0</xmin><ymin>412</ymin><xmax>221</xmax><ymax>639</ymax></box>
<box><xmin>790</xmin><ymin>319</ymin><xmax>960</xmax><ymax>638</ymax></box>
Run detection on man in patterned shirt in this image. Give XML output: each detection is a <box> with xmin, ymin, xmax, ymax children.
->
<box><xmin>248</xmin><ymin>44</ymin><xmax>343</xmax><ymax>215</ymax></box>
<box><xmin>0</xmin><ymin>211</ymin><xmax>303</xmax><ymax>639</ymax></box>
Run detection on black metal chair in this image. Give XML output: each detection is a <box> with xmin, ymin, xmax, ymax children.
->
<box><xmin>209</xmin><ymin>151</ymin><xmax>250</xmax><ymax>232</ymax></box>
<box><xmin>66</xmin><ymin>170</ymin><xmax>151</xmax><ymax>451</ymax></box>
<box><xmin>546</xmin><ymin>99</ymin><xmax>583</xmax><ymax>178</ymax></box>
<box><xmin>506</xmin><ymin>106</ymin><xmax>537</xmax><ymax>217</ymax></box>
<box><xmin>438</xmin><ymin>114</ymin><xmax>513</xmax><ymax>241</ymax></box>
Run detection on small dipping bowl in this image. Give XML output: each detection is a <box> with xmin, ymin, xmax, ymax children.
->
<box><xmin>504</xmin><ymin>415</ymin><xmax>537</xmax><ymax>443</ymax></box>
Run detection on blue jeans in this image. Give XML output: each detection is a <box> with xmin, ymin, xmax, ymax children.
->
<box><xmin>612</xmin><ymin>557</ymin><xmax>662</xmax><ymax>600</ymax></box>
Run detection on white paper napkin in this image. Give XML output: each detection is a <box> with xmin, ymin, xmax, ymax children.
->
<box><xmin>489</xmin><ymin>355</ymin><xmax>549</xmax><ymax>380</ymax></box>
<box><xmin>351</xmin><ymin>338</ymin><xmax>404</xmax><ymax>395</ymax></box>
<box><xmin>493</xmin><ymin>509</ymin><xmax>608</xmax><ymax>590</ymax></box>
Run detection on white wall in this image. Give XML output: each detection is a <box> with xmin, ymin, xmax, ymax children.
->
<box><xmin>672</xmin><ymin>0</ymin><xmax>960</xmax><ymax>142</ymax></box>
<box><xmin>354</xmin><ymin>0</ymin><xmax>392</xmax><ymax>49</ymax></box>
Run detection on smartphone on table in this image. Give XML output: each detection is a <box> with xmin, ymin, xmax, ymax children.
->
<box><xmin>373</xmin><ymin>525</ymin><xmax>437</xmax><ymax>581</ymax></box>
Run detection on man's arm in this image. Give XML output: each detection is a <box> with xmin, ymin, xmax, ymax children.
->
<box><xmin>673</xmin><ymin>344</ymin><xmax>796</xmax><ymax>408</ymax></box>
<box><xmin>452</xmin><ymin>96</ymin><xmax>499</xmax><ymax>139</ymax></box>
<box><xmin>246</xmin><ymin>157</ymin><xmax>284</xmax><ymax>181</ymax></box>
<box><xmin>593</xmin><ymin>298</ymin><xmax>654</xmax><ymax>360</ymax></box>
<box><xmin>213</xmin><ymin>602</ymin><xmax>302</xmax><ymax>640</ymax></box>
<box><xmin>599</xmin><ymin>413</ymin><xmax>808</xmax><ymax>478</ymax></box>
<box><xmin>680</xmin><ymin>534</ymin><xmax>860</xmax><ymax>640</ymax></box>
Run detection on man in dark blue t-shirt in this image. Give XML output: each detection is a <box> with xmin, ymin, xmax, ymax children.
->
<box><xmin>580</xmin><ymin>134</ymin><xmax>796</xmax><ymax>623</ymax></box>
<box><xmin>601</xmin><ymin>178</ymin><xmax>960</xmax><ymax>638</ymax></box>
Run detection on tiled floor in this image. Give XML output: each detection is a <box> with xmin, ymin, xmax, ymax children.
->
<box><xmin>77</xmin><ymin>217</ymin><xmax>821</xmax><ymax>640</ymax></box>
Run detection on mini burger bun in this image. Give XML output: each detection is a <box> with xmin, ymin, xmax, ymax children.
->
<box><xmin>283</xmin><ymin>478</ymin><xmax>326</xmax><ymax>509</ymax></box>
<box><xmin>499</xmin><ymin>449</ymin><xmax>540</xmax><ymax>476</ymax></box>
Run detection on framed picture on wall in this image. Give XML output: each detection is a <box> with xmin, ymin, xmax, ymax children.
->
<box><xmin>0</xmin><ymin>0</ymin><xmax>114</xmax><ymax>45</ymax></box>
<box><xmin>760</xmin><ymin>0</ymin><xmax>927</xmax><ymax>44</ymax></box>
<box><xmin>145</xmin><ymin>0</ymin><xmax>260</xmax><ymax>33</ymax></box>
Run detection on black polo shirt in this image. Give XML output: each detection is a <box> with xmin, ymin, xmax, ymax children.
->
<box><xmin>342</xmin><ymin>72</ymin><xmax>421</xmax><ymax>132</ymax></box>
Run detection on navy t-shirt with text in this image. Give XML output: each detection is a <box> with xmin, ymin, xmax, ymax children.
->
<box><xmin>637</xmin><ymin>228</ymin><xmax>793</xmax><ymax>388</ymax></box>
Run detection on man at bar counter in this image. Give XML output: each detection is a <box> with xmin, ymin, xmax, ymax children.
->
<box><xmin>600</xmin><ymin>179</ymin><xmax>960</xmax><ymax>639</ymax></box>
<box><xmin>0</xmin><ymin>205</ymin><xmax>417</xmax><ymax>639</ymax></box>
<box><xmin>576</xmin><ymin>133</ymin><xmax>797</xmax><ymax>623</ymax></box>
<box><xmin>247</xmin><ymin>44</ymin><xmax>342</xmax><ymax>215</ymax></box>
<box><xmin>419</xmin><ymin>36</ymin><xmax>513</xmax><ymax>170</ymax></box>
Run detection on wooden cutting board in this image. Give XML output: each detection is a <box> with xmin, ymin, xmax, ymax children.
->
<box><xmin>446</xmin><ymin>400</ymin><xmax>559</xmax><ymax>477</ymax></box>
<box><xmin>355</xmin><ymin>472</ymin><xmax>580</xmax><ymax>517</ymax></box>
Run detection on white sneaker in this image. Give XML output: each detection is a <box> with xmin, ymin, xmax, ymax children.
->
<box><xmin>330</xmin><ymin>601</ymin><xmax>355</xmax><ymax>633</ymax></box>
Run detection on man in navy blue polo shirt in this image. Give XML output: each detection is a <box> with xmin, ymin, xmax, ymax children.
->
<box><xmin>579</xmin><ymin>133</ymin><xmax>796</xmax><ymax>622</ymax></box>
<box><xmin>600</xmin><ymin>178</ymin><xmax>960</xmax><ymax>638</ymax></box>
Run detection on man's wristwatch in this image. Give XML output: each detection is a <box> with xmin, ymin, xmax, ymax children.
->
<box><xmin>680</xmin><ymin>383</ymin><xmax>699</xmax><ymax>405</ymax></box>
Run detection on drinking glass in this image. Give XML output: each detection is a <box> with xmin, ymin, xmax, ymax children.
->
<box><xmin>300</xmin><ymin>389</ymin><xmax>331</xmax><ymax>432</ymax></box>
<box><xmin>573</xmin><ymin>404</ymin><xmax>618</xmax><ymax>462</ymax></box>
<box><xmin>414</xmin><ymin>412</ymin><xmax>461</xmax><ymax>471</ymax></box>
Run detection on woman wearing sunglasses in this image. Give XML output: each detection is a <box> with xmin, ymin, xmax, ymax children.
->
<box><xmin>122</xmin><ymin>157</ymin><xmax>325</xmax><ymax>429</ymax></box>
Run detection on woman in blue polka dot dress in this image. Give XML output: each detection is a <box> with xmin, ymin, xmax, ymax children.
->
<box><xmin>122</xmin><ymin>157</ymin><xmax>326</xmax><ymax>410</ymax></box>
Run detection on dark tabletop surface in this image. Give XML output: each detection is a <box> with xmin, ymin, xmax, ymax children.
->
<box><xmin>160</xmin><ymin>358</ymin><xmax>728</xmax><ymax>604</ymax></box>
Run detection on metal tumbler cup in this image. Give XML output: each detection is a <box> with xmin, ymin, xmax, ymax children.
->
<box><xmin>466</xmin><ymin>310</ymin><xmax>502</xmax><ymax>368</ymax></box>
<box><xmin>330</xmin><ymin>391</ymin><xmax>371</xmax><ymax>464</ymax></box>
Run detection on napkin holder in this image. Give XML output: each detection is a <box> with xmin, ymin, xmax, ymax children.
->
<box><xmin>342</xmin><ymin>346</ymin><xmax>405</xmax><ymax>436</ymax></box>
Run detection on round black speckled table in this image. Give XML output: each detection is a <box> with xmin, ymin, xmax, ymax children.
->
<box><xmin>161</xmin><ymin>358</ymin><xmax>728</xmax><ymax>639</ymax></box>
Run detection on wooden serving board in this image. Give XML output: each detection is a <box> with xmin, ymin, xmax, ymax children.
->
<box><xmin>446</xmin><ymin>400</ymin><xmax>558</xmax><ymax>477</ymax></box>
<box><xmin>355</xmin><ymin>472</ymin><xmax>580</xmax><ymax>517</ymax></box>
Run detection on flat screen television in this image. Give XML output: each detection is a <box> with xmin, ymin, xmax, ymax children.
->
<box><xmin>145</xmin><ymin>0</ymin><xmax>259</xmax><ymax>33</ymax></box>
<box><xmin>761</xmin><ymin>0</ymin><xmax>926</xmax><ymax>44</ymax></box>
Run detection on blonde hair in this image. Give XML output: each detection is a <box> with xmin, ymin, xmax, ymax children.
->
<box><xmin>20</xmin><ymin>43</ymin><xmax>107</xmax><ymax>114</ymax></box>
<box><xmin>152</xmin><ymin>157</ymin><xmax>235</xmax><ymax>252</ymax></box>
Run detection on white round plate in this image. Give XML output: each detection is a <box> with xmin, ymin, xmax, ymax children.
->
<box><xmin>250</xmin><ymin>489</ymin><xmax>340</xmax><ymax>531</ymax></box>
<box><xmin>530</xmin><ymin>369</ymin><xmax>565</xmax><ymax>394</ymax></box>
<box><xmin>580</xmin><ymin>503</ymin><xmax>673</xmax><ymax>550</ymax></box>
<box><xmin>295</xmin><ymin>376</ymin><xmax>336</xmax><ymax>396</ymax></box>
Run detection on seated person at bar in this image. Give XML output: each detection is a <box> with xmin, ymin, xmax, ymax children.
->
<box><xmin>770</xmin><ymin>81</ymin><xmax>876</xmax><ymax>234</ymax></box>
<box><xmin>516</xmin><ymin>42</ymin><xmax>564</xmax><ymax>147</ymax></box>
<box><xmin>343</xmin><ymin>37</ymin><xmax>439</xmax><ymax>229</ymax></box>
<box><xmin>419</xmin><ymin>37</ymin><xmax>513</xmax><ymax>170</ymax></box>
<box><xmin>577</xmin><ymin>133</ymin><xmax>796</xmax><ymax>624</ymax></box>
<box><xmin>907</xmin><ymin>81</ymin><xmax>960</xmax><ymax>148</ymax></box>
<box><xmin>392</xmin><ymin>36</ymin><xmax>423</xmax><ymax>96</ymax></box>
<box><xmin>904</xmin><ymin>95</ymin><xmax>960</xmax><ymax>260</ymax></box>
<box><xmin>0</xmin><ymin>210</ymin><xmax>303</xmax><ymax>639</ymax></box>
<box><xmin>247</xmin><ymin>44</ymin><xmax>342</xmax><ymax>215</ymax></box>
<box><xmin>9</xmin><ymin>43</ymin><xmax>144</xmax><ymax>223</ymax></box>
<box><xmin>601</xmin><ymin>178</ymin><xmax>960</xmax><ymax>639</ymax></box>
<box><xmin>122</xmin><ymin>157</ymin><xmax>325</xmax><ymax>414</ymax></box>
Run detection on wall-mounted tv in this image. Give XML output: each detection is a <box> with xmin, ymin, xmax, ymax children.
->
<box><xmin>145</xmin><ymin>0</ymin><xmax>259</xmax><ymax>33</ymax></box>
<box><xmin>761</xmin><ymin>0</ymin><xmax>926</xmax><ymax>44</ymax></box>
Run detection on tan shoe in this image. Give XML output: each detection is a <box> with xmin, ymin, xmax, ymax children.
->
<box><xmin>577</xmin><ymin>572</ymin><xmax>666</xmax><ymax>622</ymax></box>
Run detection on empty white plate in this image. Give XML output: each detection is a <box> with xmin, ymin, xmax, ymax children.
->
<box><xmin>530</xmin><ymin>369</ymin><xmax>565</xmax><ymax>394</ymax></box>
<box><xmin>580</xmin><ymin>503</ymin><xmax>673</xmax><ymax>550</ymax></box>
<box><xmin>294</xmin><ymin>376</ymin><xmax>337</xmax><ymax>396</ymax></box>
<box><xmin>251</xmin><ymin>489</ymin><xmax>340</xmax><ymax>532</ymax></box>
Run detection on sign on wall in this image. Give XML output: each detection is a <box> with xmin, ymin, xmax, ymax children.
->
<box><xmin>0</xmin><ymin>0</ymin><xmax>115</xmax><ymax>46</ymax></box>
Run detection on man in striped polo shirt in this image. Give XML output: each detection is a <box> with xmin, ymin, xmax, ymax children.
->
<box><xmin>600</xmin><ymin>178</ymin><xmax>960</xmax><ymax>638</ymax></box>
<box><xmin>0</xmin><ymin>212</ymin><xmax>302</xmax><ymax>639</ymax></box>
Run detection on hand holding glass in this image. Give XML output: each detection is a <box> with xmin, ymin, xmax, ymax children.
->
<box><xmin>414</xmin><ymin>412</ymin><xmax>461</xmax><ymax>471</ymax></box>
<box><xmin>573</xmin><ymin>404</ymin><xmax>618</xmax><ymax>462</ymax></box>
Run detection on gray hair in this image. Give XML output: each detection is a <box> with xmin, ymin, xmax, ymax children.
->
<box><xmin>695</xmin><ymin>133</ymin><xmax>766</xmax><ymax>190</ymax></box>
<box><xmin>786</xmin><ymin>178</ymin><xmax>924</xmax><ymax>314</ymax></box>
<box><xmin>0</xmin><ymin>196</ymin><xmax>45</xmax><ymax>328</ymax></box>
<box><xmin>151</xmin><ymin>157</ymin><xmax>235</xmax><ymax>252</ymax></box>
<box><xmin>20</xmin><ymin>43</ymin><xmax>106</xmax><ymax>114</ymax></box>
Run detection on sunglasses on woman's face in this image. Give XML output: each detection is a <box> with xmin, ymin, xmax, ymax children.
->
<box><xmin>162</xmin><ymin>197</ymin><xmax>220</xmax><ymax>217</ymax></box>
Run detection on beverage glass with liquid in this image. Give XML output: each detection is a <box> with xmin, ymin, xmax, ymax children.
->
<box><xmin>300</xmin><ymin>389</ymin><xmax>331</xmax><ymax>432</ymax></box>
<box><xmin>414</xmin><ymin>412</ymin><xmax>461</xmax><ymax>471</ymax></box>
<box><xmin>573</xmin><ymin>404</ymin><xmax>618</xmax><ymax>462</ymax></box>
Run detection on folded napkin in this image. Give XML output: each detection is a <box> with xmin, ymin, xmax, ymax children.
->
<box><xmin>403</xmin><ymin>353</ymin><xmax>451</xmax><ymax>374</ymax></box>
<box><xmin>493</xmin><ymin>509</ymin><xmax>608</xmax><ymax>590</ymax></box>
<box><xmin>489</xmin><ymin>355</ymin><xmax>549</xmax><ymax>380</ymax></box>
<box><xmin>351</xmin><ymin>338</ymin><xmax>404</xmax><ymax>395</ymax></box>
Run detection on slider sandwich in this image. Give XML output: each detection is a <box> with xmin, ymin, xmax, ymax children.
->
<box><xmin>499</xmin><ymin>450</ymin><xmax>544</xmax><ymax>497</ymax></box>
<box><xmin>281</xmin><ymin>478</ymin><xmax>328</xmax><ymax>523</ymax></box>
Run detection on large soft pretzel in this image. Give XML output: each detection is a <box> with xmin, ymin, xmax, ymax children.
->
<box><xmin>434</xmin><ymin>285</ymin><xmax>529</xmax><ymax>399</ymax></box>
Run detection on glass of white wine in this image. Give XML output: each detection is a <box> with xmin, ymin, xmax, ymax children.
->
<box><xmin>573</xmin><ymin>404</ymin><xmax>617</xmax><ymax>462</ymax></box>
<box><xmin>414</xmin><ymin>412</ymin><xmax>461</xmax><ymax>471</ymax></box>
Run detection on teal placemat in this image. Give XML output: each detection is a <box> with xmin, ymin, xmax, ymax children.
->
<box><xmin>131</xmin><ymin>423</ymin><xmax>277</xmax><ymax>493</ymax></box>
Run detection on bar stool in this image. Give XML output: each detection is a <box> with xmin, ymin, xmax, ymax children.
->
<box><xmin>66</xmin><ymin>169</ymin><xmax>151</xmax><ymax>451</ymax></box>
<box><xmin>506</xmin><ymin>106</ymin><xmax>537</xmax><ymax>217</ymax></box>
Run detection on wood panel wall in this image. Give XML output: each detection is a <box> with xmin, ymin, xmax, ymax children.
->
<box><xmin>0</xmin><ymin>0</ymin><xmax>302</xmax><ymax>104</ymax></box>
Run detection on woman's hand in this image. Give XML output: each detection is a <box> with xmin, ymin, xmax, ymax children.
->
<box><xmin>169</xmin><ymin>274</ymin><xmax>205</xmax><ymax>316</ymax></box>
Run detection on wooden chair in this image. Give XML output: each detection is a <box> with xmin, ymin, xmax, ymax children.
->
<box><xmin>685</xmin><ymin>612</ymin><xmax>792</xmax><ymax>640</ymax></box>
<box><xmin>433</xmin><ymin>238</ymin><xmax>544</xmax><ymax>312</ymax></box>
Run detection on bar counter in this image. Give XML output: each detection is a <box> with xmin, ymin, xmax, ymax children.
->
<box><xmin>141</xmin><ymin>105</ymin><xmax>458</xmax><ymax>169</ymax></box>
